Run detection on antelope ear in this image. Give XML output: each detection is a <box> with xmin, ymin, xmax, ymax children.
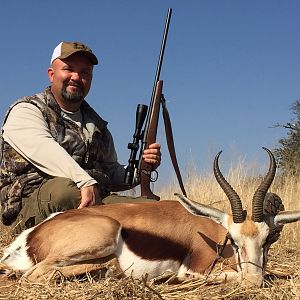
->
<box><xmin>175</xmin><ymin>193</ymin><xmax>229</xmax><ymax>228</ymax></box>
<box><xmin>274</xmin><ymin>210</ymin><xmax>300</xmax><ymax>226</ymax></box>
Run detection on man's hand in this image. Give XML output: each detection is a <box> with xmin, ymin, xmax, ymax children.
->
<box><xmin>142</xmin><ymin>143</ymin><xmax>161</xmax><ymax>170</ymax></box>
<box><xmin>78</xmin><ymin>184</ymin><xmax>101</xmax><ymax>208</ymax></box>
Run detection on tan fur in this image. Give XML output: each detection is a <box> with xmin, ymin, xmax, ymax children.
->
<box><xmin>227</xmin><ymin>215</ymin><xmax>233</xmax><ymax>226</ymax></box>
<box><xmin>23</xmin><ymin>201</ymin><xmax>234</xmax><ymax>279</ymax></box>
<box><xmin>240</xmin><ymin>219</ymin><xmax>259</xmax><ymax>238</ymax></box>
<box><xmin>27</xmin><ymin>214</ymin><xmax>121</xmax><ymax>263</ymax></box>
<box><xmin>24</xmin><ymin>255</ymin><xmax>122</xmax><ymax>282</ymax></box>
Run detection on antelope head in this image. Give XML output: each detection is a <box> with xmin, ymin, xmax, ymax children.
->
<box><xmin>176</xmin><ymin>147</ymin><xmax>300</xmax><ymax>286</ymax></box>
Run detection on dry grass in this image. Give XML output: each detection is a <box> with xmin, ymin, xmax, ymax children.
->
<box><xmin>0</xmin><ymin>162</ymin><xmax>300</xmax><ymax>299</ymax></box>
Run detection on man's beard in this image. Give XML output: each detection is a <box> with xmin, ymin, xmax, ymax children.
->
<box><xmin>61</xmin><ymin>83</ymin><xmax>84</xmax><ymax>103</ymax></box>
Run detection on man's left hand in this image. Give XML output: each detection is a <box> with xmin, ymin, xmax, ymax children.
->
<box><xmin>142</xmin><ymin>143</ymin><xmax>161</xmax><ymax>170</ymax></box>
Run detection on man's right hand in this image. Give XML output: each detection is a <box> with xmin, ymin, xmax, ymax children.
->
<box><xmin>78</xmin><ymin>184</ymin><xmax>101</xmax><ymax>208</ymax></box>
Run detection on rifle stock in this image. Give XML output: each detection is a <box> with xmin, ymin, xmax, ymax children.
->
<box><xmin>139</xmin><ymin>80</ymin><xmax>163</xmax><ymax>200</ymax></box>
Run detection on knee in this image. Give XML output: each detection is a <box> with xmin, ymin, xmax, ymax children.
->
<box><xmin>46</xmin><ymin>178</ymin><xmax>81</xmax><ymax>211</ymax></box>
<box><xmin>102</xmin><ymin>194</ymin><xmax>156</xmax><ymax>204</ymax></box>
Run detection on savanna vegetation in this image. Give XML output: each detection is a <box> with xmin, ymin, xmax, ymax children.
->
<box><xmin>0</xmin><ymin>101</ymin><xmax>300</xmax><ymax>299</ymax></box>
<box><xmin>0</xmin><ymin>159</ymin><xmax>299</xmax><ymax>299</ymax></box>
<box><xmin>274</xmin><ymin>99</ymin><xmax>300</xmax><ymax>176</ymax></box>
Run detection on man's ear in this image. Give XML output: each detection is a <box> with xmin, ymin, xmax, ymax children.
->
<box><xmin>47</xmin><ymin>67</ymin><xmax>54</xmax><ymax>83</ymax></box>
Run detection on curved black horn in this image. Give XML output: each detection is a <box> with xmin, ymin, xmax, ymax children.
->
<box><xmin>213</xmin><ymin>151</ymin><xmax>245</xmax><ymax>223</ymax></box>
<box><xmin>252</xmin><ymin>147</ymin><xmax>277</xmax><ymax>222</ymax></box>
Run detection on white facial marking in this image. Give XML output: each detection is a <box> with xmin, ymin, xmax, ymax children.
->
<box><xmin>228</xmin><ymin>221</ymin><xmax>270</xmax><ymax>276</ymax></box>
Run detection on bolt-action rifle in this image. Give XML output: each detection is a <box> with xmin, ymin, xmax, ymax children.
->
<box><xmin>124</xmin><ymin>8</ymin><xmax>186</xmax><ymax>200</ymax></box>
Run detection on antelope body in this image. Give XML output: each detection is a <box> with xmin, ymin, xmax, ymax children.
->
<box><xmin>1</xmin><ymin>148</ymin><xmax>300</xmax><ymax>286</ymax></box>
<box><xmin>1</xmin><ymin>201</ymin><xmax>233</xmax><ymax>281</ymax></box>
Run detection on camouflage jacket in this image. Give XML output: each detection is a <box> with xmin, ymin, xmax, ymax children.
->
<box><xmin>0</xmin><ymin>87</ymin><xmax>114</xmax><ymax>225</ymax></box>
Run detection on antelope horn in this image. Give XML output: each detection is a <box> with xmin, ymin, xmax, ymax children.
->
<box><xmin>213</xmin><ymin>151</ymin><xmax>245</xmax><ymax>223</ymax></box>
<box><xmin>252</xmin><ymin>147</ymin><xmax>277</xmax><ymax>222</ymax></box>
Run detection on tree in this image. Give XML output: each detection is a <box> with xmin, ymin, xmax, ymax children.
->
<box><xmin>274</xmin><ymin>100</ymin><xmax>300</xmax><ymax>175</ymax></box>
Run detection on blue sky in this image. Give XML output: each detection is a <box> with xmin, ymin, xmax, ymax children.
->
<box><xmin>1</xmin><ymin>1</ymin><xmax>299</xmax><ymax>190</ymax></box>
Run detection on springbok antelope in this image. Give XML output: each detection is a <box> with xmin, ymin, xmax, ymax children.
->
<box><xmin>1</xmin><ymin>148</ymin><xmax>300</xmax><ymax>286</ymax></box>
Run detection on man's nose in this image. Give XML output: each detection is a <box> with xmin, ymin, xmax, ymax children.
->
<box><xmin>71</xmin><ymin>72</ymin><xmax>81</xmax><ymax>80</ymax></box>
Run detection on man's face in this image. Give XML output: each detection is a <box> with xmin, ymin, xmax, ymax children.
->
<box><xmin>48</xmin><ymin>53</ymin><xmax>93</xmax><ymax>111</ymax></box>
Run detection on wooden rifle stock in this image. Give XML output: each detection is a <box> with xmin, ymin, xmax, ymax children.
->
<box><xmin>139</xmin><ymin>80</ymin><xmax>163</xmax><ymax>200</ymax></box>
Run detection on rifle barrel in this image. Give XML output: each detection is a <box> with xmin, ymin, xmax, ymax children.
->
<box><xmin>153</xmin><ymin>8</ymin><xmax>172</xmax><ymax>87</ymax></box>
<box><xmin>143</xmin><ymin>8</ymin><xmax>172</xmax><ymax>145</ymax></box>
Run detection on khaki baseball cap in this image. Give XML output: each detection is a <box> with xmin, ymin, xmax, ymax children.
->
<box><xmin>50</xmin><ymin>41</ymin><xmax>98</xmax><ymax>65</ymax></box>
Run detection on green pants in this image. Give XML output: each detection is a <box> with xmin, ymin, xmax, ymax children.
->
<box><xmin>13</xmin><ymin>177</ymin><xmax>155</xmax><ymax>234</ymax></box>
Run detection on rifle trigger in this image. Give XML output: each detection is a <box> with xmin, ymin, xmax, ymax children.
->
<box><xmin>150</xmin><ymin>170</ymin><xmax>158</xmax><ymax>182</ymax></box>
<box><xmin>141</xmin><ymin>169</ymin><xmax>158</xmax><ymax>182</ymax></box>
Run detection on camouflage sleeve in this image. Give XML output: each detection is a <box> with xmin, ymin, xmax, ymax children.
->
<box><xmin>3</xmin><ymin>103</ymin><xmax>97</xmax><ymax>189</ymax></box>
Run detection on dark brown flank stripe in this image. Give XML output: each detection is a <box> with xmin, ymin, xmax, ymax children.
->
<box><xmin>121</xmin><ymin>228</ymin><xmax>189</xmax><ymax>262</ymax></box>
